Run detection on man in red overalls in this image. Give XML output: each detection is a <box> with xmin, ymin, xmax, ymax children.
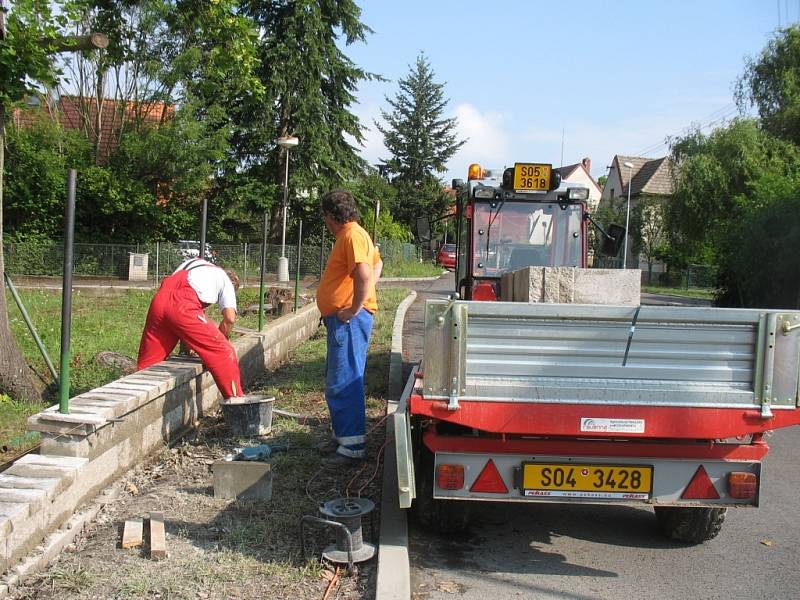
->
<box><xmin>137</xmin><ymin>258</ymin><xmax>243</xmax><ymax>398</ymax></box>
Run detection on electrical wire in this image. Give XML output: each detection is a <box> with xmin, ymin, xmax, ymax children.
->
<box><xmin>630</xmin><ymin>103</ymin><xmax>739</xmax><ymax>158</ymax></box>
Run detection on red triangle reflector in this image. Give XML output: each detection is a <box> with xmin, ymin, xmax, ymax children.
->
<box><xmin>681</xmin><ymin>465</ymin><xmax>720</xmax><ymax>500</ymax></box>
<box><xmin>470</xmin><ymin>459</ymin><xmax>508</xmax><ymax>494</ymax></box>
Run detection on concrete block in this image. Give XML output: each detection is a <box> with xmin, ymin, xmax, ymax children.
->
<box><xmin>0</xmin><ymin>488</ymin><xmax>47</xmax><ymax>513</ymax></box>
<box><xmin>512</xmin><ymin>266</ymin><xmax>544</xmax><ymax>302</ymax></box>
<box><xmin>0</xmin><ymin>502</ymin><xmax>30</xmax><ymax>531</ymax></box>
<box><xmin>212</xmin><ymin>461</ymin><xmax>272</xmax><ymax>501</ymax></box>
<box><xmin>573</xmin><ymin>268</ymin><xmax>641</xmax><ymax>306</ymax></box>
<box><xmin>0</xmin><ymin>475</ymin><xmax>64</xmax><ymax>501</ymax></box>
<box><xmin>4</xmin><ymin>463</ymin><xmax>78</xmax><ymax>485</ymax></box>
<box><xmin>500</xmin><ymin>272</ymin><xmax>515</xmax><ymax>301</ymax></box>
<box><xmin>14</xmin><ymin>455</ymin><xmax>88</xmax><ymax>471</ymax></box>
<box><xmin>541</xmin><ymin>267</ymin><xmax>575</xmax><ymax>303</ymax></box>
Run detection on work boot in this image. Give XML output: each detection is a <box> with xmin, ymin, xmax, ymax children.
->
<box><xmin>315</xmin><ymin>437</ymin><xmax>339</xmax><ymax>454</ymax></box>
<box><xmin>322</xmin><ymin>451</ymin><xmax>365</xmax><ymax>466</ymax></box>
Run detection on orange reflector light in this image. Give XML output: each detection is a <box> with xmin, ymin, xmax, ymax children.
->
<box><xmin>468</xmin><ymin>163</ymin><xmax>483</xmax><ymax>180</ymax></box>
<box><xmin>472</xmin><ymin>282</ymin><xmax>497</xmax><ymax>301</ymax></box>
<box><xmin>470</xmin><ymin>459</ymin><xmax>508</xmax><ymax>494</ymax></box>
<box><xmin>436</xmin><ymin>464</ymin><xmax>465</xmax><ymax>490</ymax></box>
<box><xmin>728</xmin><ymin>471</ymin><xmax>757</xmax><ymax>499</ymax></box>
<box><xmin>681</xmin><ymin>465</ymin><xmax>720</xmax><ymax>500</ymax></box>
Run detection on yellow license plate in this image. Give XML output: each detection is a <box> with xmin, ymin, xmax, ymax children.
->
<box><xmin>521</xmin><ymin>463</ymin><xmax>653</xmax><ymax>499</ymax></box>
<box><xmin>513</xmin><ymin>163</ymin><xmax>552</xmax><ymax>192</ymax></box>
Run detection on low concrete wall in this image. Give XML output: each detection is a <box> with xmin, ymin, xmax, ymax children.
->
<box><xmin>508</xmin><ymin>267</ymin><xmax>640</xmax><ymax>305</ymax></box>
<box><xmin>0</xmin><ymin>303</ymin><xmax>320</xmax><ymax>577</ymax></box>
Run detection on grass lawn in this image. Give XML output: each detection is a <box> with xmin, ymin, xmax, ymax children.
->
<box><xmin>14</xmin><ymin>287</ymin><xmax>412</xmax><ymax>600</ymax></box>
<box><xmin>381</xmin><ymin>259</ymin><xmax>443</xmax><ymax>278</ymax></box>
<box><xmin>642</xmin><ymin>286</ymin><xmax>715</xmax><ymax>300</ymax></box>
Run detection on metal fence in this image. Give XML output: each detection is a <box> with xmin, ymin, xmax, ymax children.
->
<box><xmin>591</xmin><ymin>257</ymin><xmax>716</xmax><ymax>290</ymax></box>
<box><xmin>2</xmin><ymin>239</ymin><xmax>422</xmax><ymax>284</ymax></box>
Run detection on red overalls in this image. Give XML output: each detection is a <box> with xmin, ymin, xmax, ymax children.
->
<box><xmin>137</xmin><ymin>265</ymin><xmax>243</xmax><ymax>398</ymax></box>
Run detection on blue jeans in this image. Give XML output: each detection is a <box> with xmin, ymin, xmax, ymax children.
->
<box><xmin>323</xmin><ymin>311</ymin><xmax>374</xmax><ymax>458</ymax></box>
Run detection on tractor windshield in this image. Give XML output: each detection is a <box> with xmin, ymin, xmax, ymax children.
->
<box><xmin>472</xmin><ymin>201</ymin><xmax>583</xmax><ymax>277</ymax></box>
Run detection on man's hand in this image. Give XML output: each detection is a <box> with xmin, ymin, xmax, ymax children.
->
<box><xmin>336</xmin><ymin>262</ymin><xmax>372</xmax><ymax>323</ymax></box>
<box><xmin>336</xmin><ymin>307</ymin><xmax>355</xmax><ymax>323</ymax></box>
<box><xmin>219</xmin><ymin>307</ymin><xmax>237</xmax><ymax>338</ymax></box>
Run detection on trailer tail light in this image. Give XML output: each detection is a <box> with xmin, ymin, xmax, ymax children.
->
<box><xmin>472</xmin><ymin>282</ymin><xmax>497</xmax><ymax>301</ymax></box>
<box><xmin>681</xmin><ymin>466</ymin><xmax>720</xmax><ymax>500</ymax></box>
<box><xmin>470</xmin><ymin>459</ymin><xmax>508</xmax><ymax>494</ymax></box>
<box><xmin>727</xmin><ymin>472</ymin><xmax>757</xmax><ymax>499</ymax></box>
<box><xmin>436</xmin><ymin>464</ymin><xmax>465</xmax><ymax>490</ymax></box>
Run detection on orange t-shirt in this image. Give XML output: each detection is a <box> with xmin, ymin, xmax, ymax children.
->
<box><xmin>316</xmin><ymin>221</ymin><xmax>380</xmax><ymax>317</ymax></box>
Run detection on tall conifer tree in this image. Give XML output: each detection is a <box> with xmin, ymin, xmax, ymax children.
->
<box><xmin>376</xmin><ymin>53</ymin><xmax>465</xmax><ymax>228</ymax></box>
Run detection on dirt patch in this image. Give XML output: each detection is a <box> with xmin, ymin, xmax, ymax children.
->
<box><xmin>11</xmin><ymin>399</ymin><xmax>388</xmax><ymax>599</ymax></box>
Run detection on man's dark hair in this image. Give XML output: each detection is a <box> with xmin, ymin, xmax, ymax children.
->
<box><xmin>321</xmin><ymin>189</ymin><xmax>360</xmax><ymax>224</ymax></box>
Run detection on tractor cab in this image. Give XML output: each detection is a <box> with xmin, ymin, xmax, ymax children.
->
<box><xmin>452</xmin><ymin>162</ymin><xmax>601</xmax><ymax>300</ymax></box>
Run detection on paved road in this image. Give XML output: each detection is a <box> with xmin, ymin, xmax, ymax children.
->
<box><xmin>402</xmin><ymin>274</ymin><xmax>800</xmax><ymax>599</ymax></box>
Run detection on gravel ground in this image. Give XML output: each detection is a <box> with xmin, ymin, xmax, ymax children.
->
<box><xmin>10</xmin><ymin>401</ymin><xmax>387</xmax><ymax>600</ymax></box>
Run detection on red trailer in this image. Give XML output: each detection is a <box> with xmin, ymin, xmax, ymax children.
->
<box><xmin>394</xmin><ymin>163</ymin><xmax>800</xmax><ymax>543</ymax></box>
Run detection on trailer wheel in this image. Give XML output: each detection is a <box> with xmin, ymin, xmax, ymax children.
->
<box><xmin>654</xmin><ymin>506</ymin><xmax>727</xmax><ymax>544</ymax></box>
<box><xmin>413</xmin><ymin>449</ymin><xmax>471</xmax><ymax>534</ymax></box>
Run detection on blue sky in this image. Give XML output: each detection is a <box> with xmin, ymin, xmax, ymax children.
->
<box><xmin>345</xmin><ymin>0</ymin><xmax>788</xmax><ymax>181</ymax></box>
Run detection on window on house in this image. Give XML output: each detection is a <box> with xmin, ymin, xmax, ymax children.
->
<box><xmin>610</xmin><ymin>187</ymin><xmax>615</xmax><ymax>198</ymax></box>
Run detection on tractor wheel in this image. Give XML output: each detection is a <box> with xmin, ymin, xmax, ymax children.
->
<box><xmin>413</xmin><ymin>448</ymin><xmax>471</xmax><ymax>534</ymax></box>
<box><xmin>654</xmin><ymin>506</ymin><xmax>727</xmax><ymax>544</ymax></box>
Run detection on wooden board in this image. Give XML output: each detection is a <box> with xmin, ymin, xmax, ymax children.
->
<box><xmin>149</xmin><ymin>512</ymin><xmax>167</xmax><ymax>559</ymax></box>
<box><xmin>121</xmin><ymin>519</ymin><xmax>143</xmax><ymax>549</ymax></box>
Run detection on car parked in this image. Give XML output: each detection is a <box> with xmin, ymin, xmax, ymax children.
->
<box><xmin>177</xmin><ymin>240</ymin><xmax>216</xmax><ymax>263</ymax></box>
<box><xmin>436</xmin><ymin>243</ymin><xmax>456</xmax><ymax>270</ymax></box>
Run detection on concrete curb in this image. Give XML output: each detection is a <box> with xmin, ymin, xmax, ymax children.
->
<box><xmin>388</xmin><ymin>291</ymin><xmax>418</xmax><ymax>401</ymax></box>
<box><xmin>380</xmin><ymin>275</ymin><xmax>443</xmax><ymax>284</ymax></box>
<box><xmin>376</xmin><ymin>290</ymin><xmax>417</xmax><ymax>600</ymax></box>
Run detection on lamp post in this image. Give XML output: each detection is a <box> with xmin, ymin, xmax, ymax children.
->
<box><xmin>276</xmin><ymin>135</ymin><xmax>299</xmax><ymax>283</ymax></box>
<box><xmin>622</xmin><ymin>161</ymin><xmax>634</xmax><ymax>269</ymax></box>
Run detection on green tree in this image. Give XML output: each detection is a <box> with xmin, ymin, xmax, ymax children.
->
<box><xmin>349</xmin><ymin>170</ymin><xmax>411</xmax><ymax>242</ymax></box>
<box><xmin>375</xmin><ymin>53</ymin><xmax>465</xmax><ymax>231</ymax></box>
<box><xmin>0</xmin><ymin>0</ymin><xmax>90</xmax><ymax>402</ymax></box>
<box><xmin>736</xmin><ymin>25</ymin><xmax>800</xmax><ymax>145</ymax></box>
<box><xmin>668</xmin><ymin>118</ymin><xmax>800</xmax><ymax>257</ymax></box>
<box><xmin>377</xmin><ymin>53</ymin><xmax>464</xmax><ymax>185</ymax></box>
<box><xmin>630</xmin><ymin>197</ymin><xmax>669</xmax><ymax>284</ymax></box>
<box><xmin>235</xmin><ymin>0</ymin><xmax>378</xmax><ymax>243</ymax></box>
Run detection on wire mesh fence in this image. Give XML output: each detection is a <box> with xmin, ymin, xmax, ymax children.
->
<box><xmin>591</xmin><ymin>257</ymin><xmax>716</xmax><ymax>290</ymax></box>
<box><xmin>2</xmin><ymin>239</ymin><xmax>422</xmax><ymax>284</ymax></box>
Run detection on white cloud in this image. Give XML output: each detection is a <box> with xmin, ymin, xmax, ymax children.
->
<box><xmin>445</xmin><ymin>104</ymin><xmax>513</xmax><ymax>181</ymax></box>
<box><xmin>348</xmin><ymin>101</ymin><xmax>387</xmax><ymax>169</ymax></box>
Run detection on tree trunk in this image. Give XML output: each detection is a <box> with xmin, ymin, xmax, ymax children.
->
<box><xmin>0</xmin><ymin>104</ymin><xmax>45</xmax><ymax>402</ymax></box>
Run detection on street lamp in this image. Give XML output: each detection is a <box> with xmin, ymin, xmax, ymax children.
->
<box><xmin>276</xmin><ymin>135</ymin><xmax>299</xmax><ymax>283</ymax></box>
<box><xmin>622</xmin><ymin>161</ymin><xmax>634</xmax><ymax>269</ymax></box>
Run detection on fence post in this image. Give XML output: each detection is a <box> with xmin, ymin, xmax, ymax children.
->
<box><xmin>258</xmin><ymin>213</ymin><xmax>270</xmax><ymax>331</ymax></box>
<box><xmin>243</xmin><ymin>242</ymin><xmax>248</xmax><ymax>286</ymax></box>
<box><xmin>319</xmin><ymin>228</ymin><xmax>325</xmax><ymax>278</ymax></box>
<box><xmin>294</xmin><ymin>220</ymin><xmax>303</xmax><ymax>312</ymax></box>
<box><xmin>59</xmin><ymin>169</ymin><xmax>77</xmax><ymax>414</ymax></box>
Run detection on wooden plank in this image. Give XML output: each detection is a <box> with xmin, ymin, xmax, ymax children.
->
<box><xmin>149</xmin><ymin>512</ymin><xmax>167</xmax><ymax>559</ymax></box>
<box><xmin>121</xmin><ymin>518</ymin><xmax>143</xmax><ymax>549</ymax></box>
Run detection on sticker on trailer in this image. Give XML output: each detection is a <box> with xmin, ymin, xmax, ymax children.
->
<box><xmin>580</xmin><ymin>418</ymin><xmax>645</xmax><ymax>433</ymax></box>
<box><xmin>524</xmin><ymin>489</ymin><xmax>650</xmax><ymax>500</ymax></box>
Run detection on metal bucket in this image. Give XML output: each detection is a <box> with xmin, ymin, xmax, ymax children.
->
<box><xmin>220</xmin><ymin>394</ymin><xmax>275</xmax><ymax>436</ymax></box>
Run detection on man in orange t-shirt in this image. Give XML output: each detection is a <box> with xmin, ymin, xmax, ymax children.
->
<box><xmin>317</xmin><ymin>189</ymin><xmax>383</xmax><ymax>464</ymax></box>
